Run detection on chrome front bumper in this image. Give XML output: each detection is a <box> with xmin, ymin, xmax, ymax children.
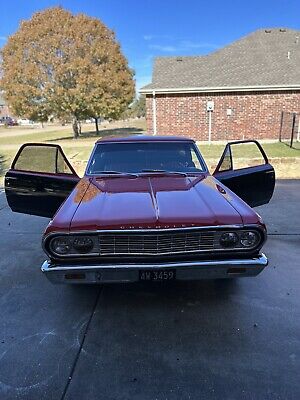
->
<box><xmin>41</xmin><ymin>254</ymin><xmax>268</xmax><ymax>284</ymax></box>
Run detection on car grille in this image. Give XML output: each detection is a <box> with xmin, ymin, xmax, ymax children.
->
<box><xmin>99</xmin><ymin>230</ymin><xmax>216</xmax><ymax>256</ymax></box>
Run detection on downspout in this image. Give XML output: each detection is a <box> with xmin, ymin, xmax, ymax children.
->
<box><xmin>152</xmin><ymin>90</ymin><xmax>157</xmax><ymax>135</ymax></box>
<box><xmin>208</xmin><ymin>111</ymin><xmax>212</xmax><ymax>144</ymax></box>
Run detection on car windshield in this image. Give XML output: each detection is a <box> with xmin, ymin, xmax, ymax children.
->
<box><xmin>87</xmin><ymin>142</ymin><xmax>206</xmax><ymax>175</ymax></box>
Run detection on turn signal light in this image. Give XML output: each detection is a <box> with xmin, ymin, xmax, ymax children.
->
<box><xmin>65</xmin><ymin>273</ymin><xmax>86</xmax><ymax>280</ymax></box>
<box><xmin>227</xmin><ymin>268</ymin><xmax>246</xmax><ymax>275</ymax></box>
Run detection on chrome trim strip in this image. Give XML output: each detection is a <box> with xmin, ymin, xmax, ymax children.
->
<box><xmin>44</xmin><ymin>224</ymin><xmax>245</xmax><ymax>236</ymax></box>
<box><xmin>42</xmin><ymin>253</ymin><xmax>268</xmax><ymax>272</ymax></box>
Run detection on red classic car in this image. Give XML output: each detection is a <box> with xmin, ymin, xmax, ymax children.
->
<box><xmin>5</xmin><ymin>136</ymin><xmax>275</xmax><ymax>284</ymax></box>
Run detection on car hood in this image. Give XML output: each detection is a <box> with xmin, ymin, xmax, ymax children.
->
<box><xmin>63</xmin><ymin>174</ymin><xmax>260</xmax><ymax>231</ymax></box>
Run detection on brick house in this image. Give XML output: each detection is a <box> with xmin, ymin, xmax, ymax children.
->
<box><xmin>140</xmin><ymin>28</ymin><xmax>300</xmax><ymax>141</ymax></box>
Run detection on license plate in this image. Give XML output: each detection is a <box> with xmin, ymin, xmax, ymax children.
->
<box><xmin>139</xmin><ymin>269</ymin><xmax>176</xmax><ymax>281</ymax></box>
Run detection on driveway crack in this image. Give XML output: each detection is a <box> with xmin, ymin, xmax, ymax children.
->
<box><xmin>60</xmin><ymin>287</ymin><xmax>102</xmax><ymax>400</ymax></box>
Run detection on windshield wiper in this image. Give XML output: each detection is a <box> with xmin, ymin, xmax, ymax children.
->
<box><xmin>141</xmin><ymin>169</ymin><xmax>187</xmax><ymax>176</ymax></box>
<box><xmin>94</xmin><ymin>170</ymin><xmax>138</xmax><ymax>177</ymax></box>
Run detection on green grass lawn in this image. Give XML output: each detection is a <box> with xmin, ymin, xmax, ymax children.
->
<box><xmin>0</xmin><ymin>118</ymin><xmax>147</xmax><ymax>145</ymax></box>
<box><xmin>0</xmin><ymin>129</ymin><xmax>74</xmax><ymax>145</ymax></box>
<box><xmin>199</xmin><ymin>142</ymin><xmax>300</xmax><ymax>160</ymax></box>
<box><xmin>0</xmin><ymin>119</ymin><xmax>299</xmax><ymax>183</ymax></box>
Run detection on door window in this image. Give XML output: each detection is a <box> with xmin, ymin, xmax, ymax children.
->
<box><xmin>218</xmin><ymin>146</ymin><xmax>232</xmax><ymax>172</ymax></box>
<box><xmin>13</xmin><ymin>145</ymin><xmax>75</xmax><ymax>175</ymax></box>
<box><xmin>214</xmin><ymin>140</ymin><xmax>268</xmax><ymax>173</ymax></box>
<box><xmin>230</xmin><ymin>142</ymin><xmax>265</xmax><ymax>170</ymax></box>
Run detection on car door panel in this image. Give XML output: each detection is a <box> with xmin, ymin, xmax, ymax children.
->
<box><xmin>213</xmin><ymin>140</ymin><xmax>275</xmax><ymax>207</ymax></box>
<box><xmin>5</xmin><ymin>144</ymin><xmax>80</xmax><ymax>218</ymax></box>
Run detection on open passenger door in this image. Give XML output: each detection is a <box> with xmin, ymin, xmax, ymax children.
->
<box><xmin>5</xmin><ymin>143</ymin><xmax>80</xmax><ymax>218</ymax></box>
<box><xmin>213</xmin><ymin>140</ymin><xmax>275</xmax><ymax>207</ymax></box>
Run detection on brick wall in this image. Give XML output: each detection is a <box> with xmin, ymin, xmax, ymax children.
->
<box><xmin>146</xmin><ymin>91</ymin><xmax>300</xmax><ymax>140</ymax></box>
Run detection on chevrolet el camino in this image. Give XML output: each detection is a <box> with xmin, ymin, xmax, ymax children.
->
<box><xmin>4</xmin><ymin>136</ymin><xmax>275</xmax><ymax>284</ymax></box>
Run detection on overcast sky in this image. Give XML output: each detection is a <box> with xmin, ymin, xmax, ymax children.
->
<box><xmin>0</xmin><ymin>0</ymin><xmax>299</xmax><ymax>92</ymax></box>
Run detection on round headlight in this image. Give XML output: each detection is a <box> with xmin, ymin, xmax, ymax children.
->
<box><xmin>240</xmin><ymin>231</ymin><xmax>259</xmax><ymax>248</ymax></box>
<box><xmin>219</xmin><ymin>232</ymin><xmax>239</xmax><ymax>248</ymax></box>
<box><xmin>73</xmin><ymin>236</ymin><xmax>94</xmax><ymax>254</ymax></box>
<box><xmin>51</xmin><ymin>237</ymin><xmax>71</xmax><ymax>255</ymax></box>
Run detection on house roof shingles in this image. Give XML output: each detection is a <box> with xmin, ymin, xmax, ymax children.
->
<box><xmin>140</xmin><ymin>28</ymin><xmax>300</xmax><ymax>93</ymax></box>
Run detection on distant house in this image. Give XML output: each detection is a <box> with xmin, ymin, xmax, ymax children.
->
<box><xmin>140</xmin><ymin>28</ymin><xmax>300</xmax><ymax>140</ymax></box>
<box><xmin>0</xmin><ymin>94</ymin><xmax>10</xmax><ymax>118</ymax></box>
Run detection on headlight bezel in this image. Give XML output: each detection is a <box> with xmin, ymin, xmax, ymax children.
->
<box><xmin>47</xmin><ymin>234</ymin><xmax>98</xmax><ymax>258</ymax></box>
<box><xmin>218</xmin><ymin>229</ymin><xmax>262</xmax><ymax>250</ymax></box>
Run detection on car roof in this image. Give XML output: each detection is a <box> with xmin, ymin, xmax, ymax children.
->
<box><xmin>95</xmin><ymin>135</ymin><xmax>195</xmax><ymax>144</ymax></box>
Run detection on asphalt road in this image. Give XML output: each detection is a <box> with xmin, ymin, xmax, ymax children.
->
<box><xmin>0</xmin><ymin>180</ymin><xmax>299</xmax><ymax>400</ymax></box>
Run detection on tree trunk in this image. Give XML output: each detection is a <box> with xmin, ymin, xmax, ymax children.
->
<box><xmin>72</xmin><ymin>117</ymin><xmax>80</xmax><ymax>139</ymax></box>
<box><xmin>94</xmin><ymin>117</ymin><xmax>99</xmax><ymax>134</ymax></box>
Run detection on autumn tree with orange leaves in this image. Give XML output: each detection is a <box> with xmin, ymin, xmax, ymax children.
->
<box><xmin>0</xmin><ymin>7</ymin><xmax>135</xmax><ymax>137</ymax></box>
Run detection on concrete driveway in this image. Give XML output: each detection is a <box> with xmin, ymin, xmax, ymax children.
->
<box><xmin>0</xmin><ymin>180</ymin><xmax>299</xmax><ymax>400</ymax></box>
